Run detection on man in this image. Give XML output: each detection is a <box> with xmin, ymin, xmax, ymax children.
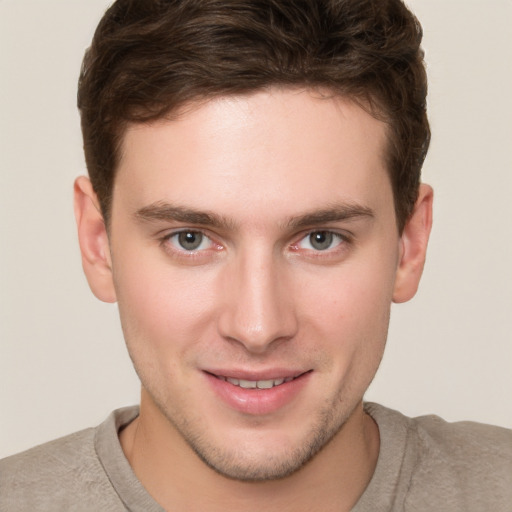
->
<box><xmin>1</xmin><ymin>0</ymin><xmax>510</xmax><ymax>510</ymax></box>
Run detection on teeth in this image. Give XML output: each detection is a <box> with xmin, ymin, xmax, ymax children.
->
<box><xmin>239</xmin><ymin>379</ymin><xmax>257</xmax><ymax>389</ymax></box>
<box><xmin>221</xmin><ymin>376</ymin><xmax>292</xmax><ymax>389</ymax></box>
<box><xmin>256</xmin><ymin>380</ymin><xmax>273</xmax><ymax>389</ymax></box>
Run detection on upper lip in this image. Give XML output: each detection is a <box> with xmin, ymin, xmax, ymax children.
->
<box><xmin>204</xmin><ymin>369</ymin><xmax>311</xmax><ymax>381</ymax></box>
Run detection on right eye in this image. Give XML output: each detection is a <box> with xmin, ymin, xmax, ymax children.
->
<box><xmin>167</xmin><ymin>230</ymin><xmax>213</xmax><ymax>251</ymax></box>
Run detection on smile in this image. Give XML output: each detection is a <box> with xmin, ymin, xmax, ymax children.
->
<box><xmin>216</xmin><ymin>376</ymin><xmax>296</xmax><ymax>389</ymax></box>
<box><xmin>205</xmin><ymin>370</ymin><xmax>312</xmax><ymax>414</ymax></box>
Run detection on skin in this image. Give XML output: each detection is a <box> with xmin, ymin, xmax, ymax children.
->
<box><xmin>74</xmin><ymin>88</ymin><xmax>433</xmax><ymax>511</ymax></box>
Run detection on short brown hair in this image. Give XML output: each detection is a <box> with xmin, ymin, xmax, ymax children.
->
<box><xmin>78</xmin><ymin>0</ymin><xmax>429</xmax><ymax>232</ymax></box>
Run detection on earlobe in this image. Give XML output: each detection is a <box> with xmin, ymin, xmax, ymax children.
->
<box><xmin>73</xmin><ymin>176</ymin><xmax>117</xmax><ymax>303</ymax></box>
<box><xmin>393</xmin><ymin>184</ymin><xmax>433</xmax><ymax>303</ymax></box>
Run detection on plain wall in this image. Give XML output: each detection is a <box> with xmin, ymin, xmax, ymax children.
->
<box><xmin>1</xmin><ymin>0</ymin><xmax>511</xmax><ymax>458</ymax></box>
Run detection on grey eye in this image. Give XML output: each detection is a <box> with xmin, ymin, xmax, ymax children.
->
<box><xmin>309</xmin><ymin>231</ymin><xmax>334</xmax><ymax>251</ymax></box>
<box><xmin>177</xmin><ymin>231</ymin><xmax>204</xmax><ymax>250</ymax></box>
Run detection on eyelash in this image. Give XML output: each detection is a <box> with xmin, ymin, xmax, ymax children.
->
<box><xmin>288</xmin><ymin>230</ymin><xmax>353</xmax><ymax>263</ymax></box>
<box><xmin>159</xmin><ymin>230</ymin><xmax>221</xmax><ymax>259</ymax></box>
<box><xmin>292</xmin><ymin>231</ymin><xmax>348</xmax><ymax>252</ymax></box>
<box><xmin>158</xmin><ymin>229</ymin><xmax>352</xmax><ymax>260</ymax></box>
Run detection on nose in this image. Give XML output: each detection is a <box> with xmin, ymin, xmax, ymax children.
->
<box><xmin>217</xmin><ymin>248</ymin><xmax>298</xmax><ymax>354</ymax></box>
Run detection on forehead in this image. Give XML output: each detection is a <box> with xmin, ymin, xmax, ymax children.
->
<box><xmin>114</xmin><ymin>88</ymin><xmax>392</xmax><ymax>222</ymax></box>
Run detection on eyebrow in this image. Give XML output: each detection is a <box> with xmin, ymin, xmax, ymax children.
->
<box><xmin>285</xmin><ymin>203</ymin><xmax>375</xmax><ymax>230</ymax></box>
<box><xmin>135</xmin><ymin>202</ymin><xmax>235</xmax><ymax>230</ymax></box>
<box><xmin>135</xmin><ymin>201</ymin><xmax>374</xmax><ymax>231</ymax></box>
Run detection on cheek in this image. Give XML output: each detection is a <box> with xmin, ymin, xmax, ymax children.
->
<box><xmin>113</xmin><ymin>257</ymin><xmax>218</xmax><ymax>361</ymax></box>
<box><xmin>113</xmin><ymin>264</ymin><xmax>222</xmax><ymax>408</ymax></box>
<box><xmin>304</xmin><ymin>256</ymin><xmax>395</xmax><ymax>330</ymax></box>
<box><xmin>297</xmin><ymin>251</ymin><xmax>396</xmax><ymax>380</ymax></box>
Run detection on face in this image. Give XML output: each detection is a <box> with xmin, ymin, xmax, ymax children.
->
<box><xmin>77</xmin><ymin>88</ymin><xmax>429</xmax><ymax>481</ymax></box>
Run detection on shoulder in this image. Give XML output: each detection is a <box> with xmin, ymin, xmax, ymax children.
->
<box><xmin>410</xmin><ymin>413</ymin><xmax>512</xmax><ymax>511</ymax></box>
<box><xmin>412</xmin><ymin>411</ymin><xmax>512</xmax><ymax>463</ymax></box>
<box><xmin>0</xmin><ymin>411</ymin><xmax>133</xmax><ymax>511</ymax></box>
<box><xmin>410</xmin><ymin>411</ymin><xmax>512</xmax><ymax>477</ymax></box>
<box><xmin>368</xmin><ymin>403</ymin><xmax>512</xmax><ymax>511</ymax></box>
<box><xmin>1</xmin><ymin>426</ymin><xmax>97</xmax><ymax>476</ymax></box>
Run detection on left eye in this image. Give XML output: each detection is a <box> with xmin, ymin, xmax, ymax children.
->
<box><xmin>168</xmin><ymin>231</ymin><xmax>213</xmax><ymax>251</ymax></box>
<box><xmin>297</xmin><ymin>231</ymin><xmax>344</xmax><ymax>251</ymax></box>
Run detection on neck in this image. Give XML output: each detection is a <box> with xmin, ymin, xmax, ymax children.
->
<box><xmin>120</xmin><ymin>391</ymin><xmax>379</xmax><ymax>512</ymax></box>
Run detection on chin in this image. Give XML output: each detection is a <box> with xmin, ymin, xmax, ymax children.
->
<box><xmin>177</xmin><ymin>403</ymin><xmax>351</xmax><ymax>482</ymax></box>
<box><xmin>192</xmin><ymin>444</ymin><xmax>318</xmax><ymax>482</ymax></box>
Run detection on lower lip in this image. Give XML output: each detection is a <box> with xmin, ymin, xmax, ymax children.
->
<box><xmin>204</xmin><ymin>372</ymin><xmax>311</xmax><ymax>415</ymax></box>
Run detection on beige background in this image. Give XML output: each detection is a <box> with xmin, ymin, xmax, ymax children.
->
<box><xmin>1</xmin><ymin>0</ymin><xmax>511</xmax><ymax>458</ymax></box>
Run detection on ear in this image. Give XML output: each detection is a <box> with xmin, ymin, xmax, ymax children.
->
<box><xmin>73</xmin><ymin>176</ymin><xmax>117</xmax><ymax>303</ymax></box>
<box><xmin>393</xmin><ymin>184</ymin><xmax>433</xmax><ymax>303</ymax></box>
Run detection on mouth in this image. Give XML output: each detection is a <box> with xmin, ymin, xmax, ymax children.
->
<box><xmin>214</xmin><ymin>374</ymin><xmax>300</xmax><ymax>389</ymax></box>
<box><xmin>206</xmin><ymin>370</ymin><xmax>311</xmax><ymax>389</ymax></box>
<box><xmin>204</xmin><ymin>370</ymin><xmax>313</xmax><ymax>415</ymax></box>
